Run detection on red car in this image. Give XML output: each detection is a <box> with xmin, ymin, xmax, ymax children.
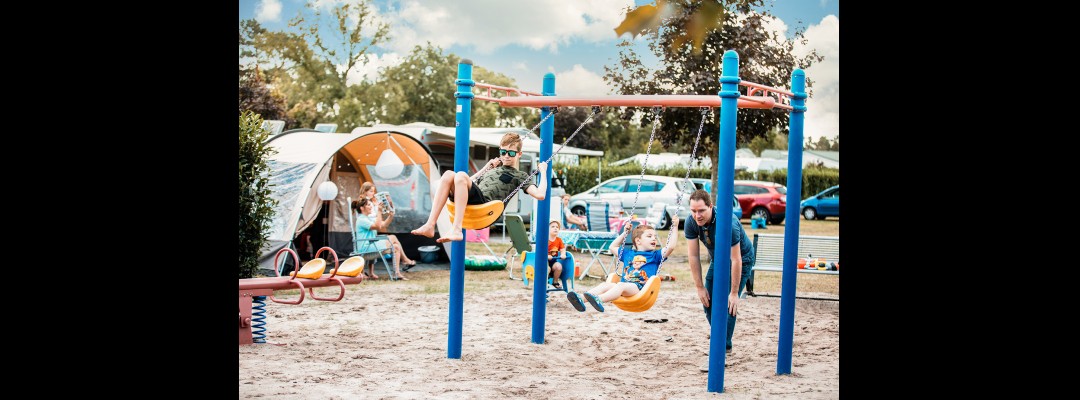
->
<box><xmin>734</xmin><ymin>180</ymin><xmax>787</xmax><ymax>225</ymax></box>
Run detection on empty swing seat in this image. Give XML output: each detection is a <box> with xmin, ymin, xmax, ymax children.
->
<box><xmin>606</xmin><ymin>273</ymin><xmax>661</xmax><ymax>312</ymax></box>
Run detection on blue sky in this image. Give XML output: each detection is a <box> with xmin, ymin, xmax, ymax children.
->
<box><xmin>239</xmin><ymin>0</ymin><xmax>839</xmax><ymax>141</ymax></box>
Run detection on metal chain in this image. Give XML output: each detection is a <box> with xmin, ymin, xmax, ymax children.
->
<box><xmin>500</xmin><ymin>106</ymin><xmax>600</xmax><ymax>204</ymax></box>
<box><xmin>471</xmin><ymin>108</ymin><xmax>559</xmax><ymax>183</ymax></box>
<box><xmin>628</xmin><ymin>106</ymin><xmax>663</xmax><ymax>217</ymax></box>
<box><xmin>655</xmin><ymin>107</ymin><xmax>710</xmax><ymax>275</ymax></box>
<box><xmin>526</xmin><ymin>107</ymin><xmax>558</xmax><ymax>135</ymax></box>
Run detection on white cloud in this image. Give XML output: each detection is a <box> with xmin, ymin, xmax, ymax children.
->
<box><xmin>554</xmin><ymin>64</ymin><xmax>610</xmax><ymax>96</ymax></box>
<box><xmin>255</xmin><ymin>0</ymin><xmax>283</xmax><ymax>22</ymax></box>
<box><xmin>512</xmin><ymin>62</ymin><xmax>529</xmax><ymax>71</ymax></box>
<box><xmin>342</xmin><ymin>52</ymin><xmax>404</xmax><ymax>85</ymax></box>
<box><xmin>382</xmin><ymin>0</ymin><xmax>634</xmax><ymax>55</ymax></box>
<box><xmin>793</xmin><ymin>15</ymin><xmax>839</xmax><ymax>142</ymax></box>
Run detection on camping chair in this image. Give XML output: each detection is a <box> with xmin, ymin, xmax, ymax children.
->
<box><xmin>347</xmin><ymin>197</ymin><xmax>397</xmax><ymax>281</ymax></box>
<box><xmin>585</xmin><ymin>200</ymin><xmax>618</xmax><ymax>232</ymax></box>
<box><xmin>503</xmin><ymin>214</ymin><xmax>535</xmax><ymax>280</ymax></box>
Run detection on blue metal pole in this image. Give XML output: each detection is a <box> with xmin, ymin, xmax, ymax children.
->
<box><xmin>777</xmin><ymin>69</ymin><xmax>807</xmax><ymax>374</ymax></box>
<box><xmin>531</xmin><ymin>73</ymin><xmax>556</xmax><ymax>344</ymax></box>
<box><xmin>708</xmin><ymin>50</ymin><xmax>740</xmax><ymax>393</ymax></box>
<box><xmin>448</xmin><ymin>59</ymin><xmax>474</xmax><ymax>359</ymax></box>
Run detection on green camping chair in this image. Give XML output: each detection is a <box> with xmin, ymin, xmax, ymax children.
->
<box><xmin>503</xmin><ymin>214</ymin><xmax>534</xmax><ymax>280</ymax></box>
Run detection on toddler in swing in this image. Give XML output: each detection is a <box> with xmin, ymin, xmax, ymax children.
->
<box><xmin>566</xmin><ymin>217</ymin><xmax>678</xmax><ymax>312</ymax></box>
<box><xmin>411</xmin><ymin>133</ymin><xmax>548</xmax><ymax>242</ymax></box>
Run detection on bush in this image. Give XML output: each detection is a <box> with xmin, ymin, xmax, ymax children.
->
<box><xmin>239</xmin><ymin>111</ymin><xmax>278</xmax><ymax>279</ymax></box>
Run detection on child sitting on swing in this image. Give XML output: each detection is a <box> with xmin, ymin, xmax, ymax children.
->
<box><xmin>411</xmin><ymin>133</ymin><xmax>548</xmax><ymax>243</ymax></box>
<box><xmin>566</xmin><ymin>216</ymin><xmax>679</xmax><ymax>312</ymax></box>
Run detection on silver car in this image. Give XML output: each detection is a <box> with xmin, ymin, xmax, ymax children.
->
<box><xmin>567</xmin><ymin>175</ymin><xmax>696</xmax><ymax>229</ymax></box>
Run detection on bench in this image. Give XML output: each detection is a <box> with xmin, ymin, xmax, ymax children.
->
<box><xmin>746</xmin><ymin>233</ymin><xmax>839</xmax><ymax>299</ymax></box>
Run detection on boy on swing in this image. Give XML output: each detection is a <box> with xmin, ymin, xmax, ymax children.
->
<box><xmin>411</xmin><ymin>133</ymin><xmax>548</xmax><ymax>243</ymax></box>
<box><xmin>566</xmin><ymin>216</ymin><xmax>679</xmax><ymax>312</ymax></box>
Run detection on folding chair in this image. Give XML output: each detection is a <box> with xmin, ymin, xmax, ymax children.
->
<box><xmin>347</xmin><ymin>197</ymin><xmax>397</xmax><ymax>281</ymax></box>
<box><xmin>503</xmin><ymin>214</ymin><xmax>535</xmax><ymax>280</ymax></box>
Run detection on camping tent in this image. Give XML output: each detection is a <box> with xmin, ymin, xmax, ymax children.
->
<box><xmin>258</xmin><ymin>129</ymin><xmax>445</xmax><ymax>275</ymax></box>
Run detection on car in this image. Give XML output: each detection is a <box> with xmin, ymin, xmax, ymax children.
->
<box><xmin>734</xmin><ymin>180</ymin><xmax>787</xmax><ymax>225</ymax></box>
<box><xmin>688</xmin><ymin>178</ymin><xmax>742</xmax><ymax>220</ymax></box>
<box><xmin>800</xmin><ymin>185</ymin><xmax>839</xmax><ymax>220</ymax></box>
<box><xmin>567</xmin><ymin>175</ymin><xmax>696</xmax><ymax>229</ymax></box>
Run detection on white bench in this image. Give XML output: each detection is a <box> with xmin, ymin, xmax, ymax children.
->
<box><xmin>746</xmin><ymin>233</ymin><xmax>838</xmax><ymax>297</ymax></box>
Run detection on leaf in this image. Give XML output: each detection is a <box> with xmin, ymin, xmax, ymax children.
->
<box><xmin>614</xmin><ymin>1</ymin><xmax>666</xmax><ymax>38</ymax></box>
<box><xmin>677</xmin><ymin>0</ymin><xmax>726</xmax><ymax>55</ymax></box>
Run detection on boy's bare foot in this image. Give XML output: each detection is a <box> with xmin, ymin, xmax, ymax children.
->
<box><xmin>411</xmin><ymin>224</ymin><xmax>436</xmax><ymax>238</ymax></box>
<box><xmin>436</xmin><ymin>233</ymin><xmax>463</xmax><ymax>243</ymax></box>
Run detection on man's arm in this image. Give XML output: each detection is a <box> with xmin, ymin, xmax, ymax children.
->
<box><xmin>728</xmin><ymin>243</ymin><xmax>743</xmax><ymax>316</ymax></box>
<box><xmin>688</xmin><ymin>238</ymin><xmax>710</xmax><ymax>307</ymax></box>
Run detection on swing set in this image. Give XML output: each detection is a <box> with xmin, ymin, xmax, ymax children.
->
<box><xmin>446</xmin><ymin>50</ymin><xmax>810</xmax><ymax>394</ymax></box>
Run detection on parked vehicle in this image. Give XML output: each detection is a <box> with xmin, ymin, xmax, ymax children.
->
<box><xmin>567</xmin><ymin>175</ymin><xmax>696</xmax><ymax>229</ymax></box>
<box><xmin>800</xmin><ymin>185</ymin><xmax>839</xmax><ymax>220</ymax></box>
<box><xmin>688</xmin><ymin>178</ymin><xmax>742</xmax><ymax>220</ymax></box>
<box><xmin>734</xmin><ymin>180</ymin><xmax>787</xmax><ymax>225</ymax></box>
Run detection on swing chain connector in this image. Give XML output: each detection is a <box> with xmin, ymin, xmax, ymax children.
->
<box><xmin>700</xmin><ymin>106</ymin><xmax>710</xmax><ymax>115</ymax></box>
<box><xmin>592</xmin><ymin>106</ymin><xmax>602</xmax><ymax>115</ymax></box>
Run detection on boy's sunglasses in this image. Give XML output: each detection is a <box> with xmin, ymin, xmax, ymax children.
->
<box><xmin>499</xmin><ymin>149</ymin><xmax>518</xmax><ymax>157</ymax></box>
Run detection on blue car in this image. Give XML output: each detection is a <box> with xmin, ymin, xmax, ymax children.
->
<box><xmin>688</xmin><ymin>178</ymin><xmax>742</xmax><ymax>219</ymax></box>
<box><xmin>800</xmin><ymin>185</ymin><xmax>839</xmax><ymax>220</ymax></box>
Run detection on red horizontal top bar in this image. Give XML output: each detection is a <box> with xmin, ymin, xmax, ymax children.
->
<box><xmin>496</xmin><ymin>95</ymin><xmax>779</xmax><ymax>109</ymax></box>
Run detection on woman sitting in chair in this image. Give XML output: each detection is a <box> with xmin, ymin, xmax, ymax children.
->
<box><xmin>351</xmin><ymin>197</ymin><xmax>409</xmax><ymax>280</ymax></box>
<box><xmin>561</xmin><ymin>194</ymin><xmax>587</xmax><ymax>230</ymax></box>
<box><xmin>360</xmin><ymin>182</ymin><xmax>417</xmax><ymax>269</ymax></box>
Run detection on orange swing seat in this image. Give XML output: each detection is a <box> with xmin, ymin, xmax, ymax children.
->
<box><xmin>606</xmin><ymin>273</ymin><xmax>662</xmax><ymax>312</ymax></box>
<box><xmin>446</xmin><ymin>199</ymin><xmax>505</xmax><ymax>230</ymax></box>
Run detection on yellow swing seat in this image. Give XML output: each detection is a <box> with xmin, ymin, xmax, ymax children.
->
<box><xmin>606</xmin><ymin>273</ymin><xmax>662</xmax><ymax>312</ymax></box>
<box><xmin>446</xmin><ymin>199</ymin><xmax>505</xmax><ymax>230</ymax></box>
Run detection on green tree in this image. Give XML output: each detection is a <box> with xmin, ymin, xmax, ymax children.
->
<box><xmin>239</xmin><ymin>65</ymin><xmax>292</xmax><ymax>125</ymax></box>
<box><xmin>805</xmin><ymin>134</ymin><xmax>838</xmax><ymax>150</ymax></box>
<box><xmin>240</xmin><ymin>1</ymin><xmax>390</xmax><ymax>131</ymax></box>
<box><xmin>289</xmin><ymin>0</ymin><xmax>390</xmax><ymax>92</ymax></box>
<box><xmin>769</xmin><ymin>127</ymin><xmax>788</xmax><ymax>150</ymax></box>
<box><xmin>605</xmin><ymin>0</ymin><xmax>822</xmax><ymax>203</ymax></box>
<box><xmin>344</xmin><ymin>43</ymin><xmax>531</xmax><ymax>129</ymax></box>
<box><xmin>239</xmin><ymin>111</ymin><xmax>278</xmax><ymax>279</ymax></box>
<box><xmin>747</xmin><ymin>135</ymin><xmax>768</xmax><ymax>157</ymax></box>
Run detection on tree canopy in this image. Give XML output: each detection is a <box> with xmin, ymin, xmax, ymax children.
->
<box><xmin>605</xmin><ymin>0</ymin><xmax>823</xmax><ymax>201</ymax></box>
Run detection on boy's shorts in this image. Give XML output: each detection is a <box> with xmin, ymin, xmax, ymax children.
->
<box><xmin>449</xmin><ymin>183</ymin><xmax>489</xmax><ymax>205</ymax></box>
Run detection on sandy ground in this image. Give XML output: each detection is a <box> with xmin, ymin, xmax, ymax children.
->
<box><xmin>239</xmin><ymin>277</ymin><xmax>839</xmax><ymax>399</ymax></box>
